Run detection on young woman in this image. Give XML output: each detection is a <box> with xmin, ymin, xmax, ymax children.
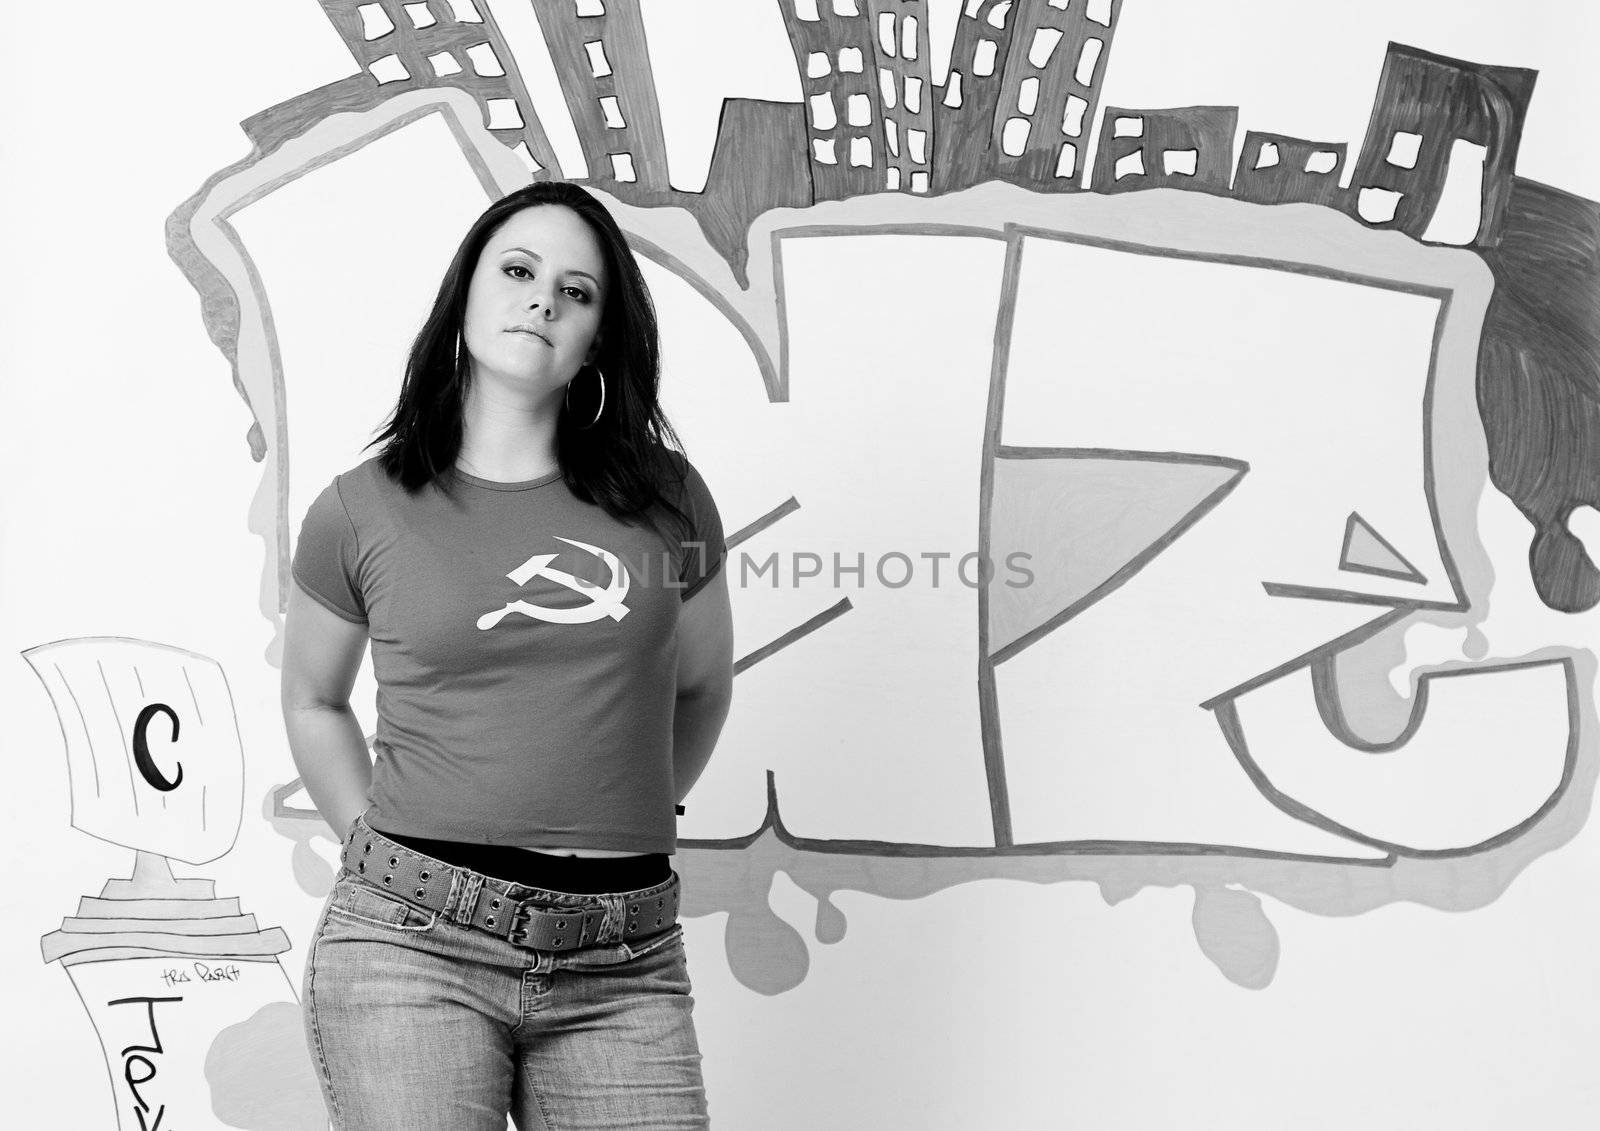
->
<box><xmin>281</xmin><ymin>179</ymin><xmax>732</xmax><ymax>1129</ymax></box>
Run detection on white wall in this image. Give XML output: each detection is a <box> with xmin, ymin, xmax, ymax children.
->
<box><xmin>5</xmin><ymin>3</ymin><xmax>1600</xmax><ymax>1128</ymax></box>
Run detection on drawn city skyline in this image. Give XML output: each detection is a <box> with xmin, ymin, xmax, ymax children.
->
<box><xmin>311</xmin><ymin>2</ymin><xmax>1530</xmax><ymax>247</ymax></box>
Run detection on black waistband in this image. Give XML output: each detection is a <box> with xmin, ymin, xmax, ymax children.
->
<box><xmin>368</xmin><ymin>825</ymin><xmax>671</xmax><ymax>895</ymax></box>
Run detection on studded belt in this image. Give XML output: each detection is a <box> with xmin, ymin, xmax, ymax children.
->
<box><xmin>339</xmin><ymin>818</ymin><xmax>680</xmax><ymax>952</ymax></box>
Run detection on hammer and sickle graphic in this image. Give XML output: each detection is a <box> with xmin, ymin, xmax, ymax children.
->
<box><xmin>476</xmin><ymin>536</ymin><xmax>632</xmax><ymax>629</ymax></box>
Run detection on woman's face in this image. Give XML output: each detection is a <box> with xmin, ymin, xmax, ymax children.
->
<box><xmin>461</xmin><ymin>204</ymin><xmax>609</xmax><ymax>399</ymax></box>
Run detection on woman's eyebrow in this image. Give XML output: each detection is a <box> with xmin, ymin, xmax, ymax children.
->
<box><xmin>498</xmin><ymin>245</ymin><xmax>601</xmax><ymax>288</ymax></box>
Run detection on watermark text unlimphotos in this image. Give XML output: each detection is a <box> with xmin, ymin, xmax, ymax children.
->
<box><xmin>621</xmin><ymin>545</ymin><xmax>1036</xmax><ymax>589</ymax></box>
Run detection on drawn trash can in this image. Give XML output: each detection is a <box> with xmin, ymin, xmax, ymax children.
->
<box><xmin>28</xmin><ymin>637</ymin><xmax>300</xmax><ymax>1130</ymax></box>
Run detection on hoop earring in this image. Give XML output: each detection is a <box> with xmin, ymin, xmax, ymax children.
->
<box><xmin>565</xmin><ymin>365</ymin><xmax>605</xmax><ymax>429</ymax></box>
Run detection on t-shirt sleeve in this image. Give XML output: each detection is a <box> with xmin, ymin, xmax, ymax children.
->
<box><xmin>674</xmin><ymin>459</ymin><xmax>726</xmax><ymax>603</ymax></box>
<box><xmin>291</xmin><ymin>477</ymin><xmax>369</xmax><ymax>623</ymax></box>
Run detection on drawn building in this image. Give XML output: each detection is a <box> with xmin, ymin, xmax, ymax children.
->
<box><xmin>930</xmin><ymin>0</ymin><xmax>1016</xmax><ymax>193</ymax></box>
<box><xmin>1346</xmin><ymin>42</ymin><xmax>1536</xmax><ymax>246</ymax></box>
<box><xmin>776</xmin><ymin>0</ymin><xmax>889</xmax><ymax>202</ymax></box>
<box><xmin>990</xmin><ymin>0</ymin><xmax>1123</xmax><ymax>193</ymax></box>
<box><xmin>1233</xmin><ymin>131</ymin><xmax>1349</xmax><ymax>209</ymax></box>
<box><xmin>316</xmin><ymin>0</ymin><xmax>562</xmax><ymax>177</ymax></box>
<box><xmin>932</xmin><ymin>0</ymin><xmax>1120</xmax><ymax>195</ymax></box>
<box><xmin>864</xmin><ymin>0</ymin><xmax>935</xmax><ymax>194</ymax></box>
<box><xmin>1090</xmin><ymin>105</ymin><xmax>1239</xmax><ymax>195</ymax></box>
<box><xmin>537</xmin><ymin>0</ymin><xmax>673</xmax><ymax>193</ymax></box>
<box><xmin>698</xmin><ymin>99</ymin><xmax>813</xmax><ymax>285</ymax></box>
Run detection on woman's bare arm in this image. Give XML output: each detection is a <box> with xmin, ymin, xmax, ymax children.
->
<box><xmin>280</xmin><ymin>578</ymin><xmax>375</xmax><ymax>839</ymax></box>
<box><xmin>672</xmin><ymin>568</ymin><xmax>734</xmax><ymax>806</ymax></box>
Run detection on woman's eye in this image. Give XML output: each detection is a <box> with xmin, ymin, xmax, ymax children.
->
<box><xmin>502</xmin><ymin>265</ymin><xmax>586</xmax><ymax>300</ymax></box>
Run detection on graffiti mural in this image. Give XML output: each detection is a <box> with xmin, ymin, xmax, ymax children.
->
<box><xmin>159</xmin><ymin>0</ymin><xmax>1599</xmax><ymax>1017</ymax></box>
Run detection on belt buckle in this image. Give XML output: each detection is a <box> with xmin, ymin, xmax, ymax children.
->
<box><xmin>506</xmin><ymin>901</ymin><xmax>537</xmax><ymax>949</ymax></box>
<box><xmin>506</xmin><ymin>900</ymin><xmax>592</xmax><ymax>951</ymax></box>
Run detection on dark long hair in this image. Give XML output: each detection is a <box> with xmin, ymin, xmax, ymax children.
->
<box><xmin>368</xmin><ymin>180</ymin><xmax>691</xmax><ymax>538</ymax></box>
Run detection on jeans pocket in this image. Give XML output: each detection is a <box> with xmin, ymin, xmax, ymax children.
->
<box><xmin>555</xmin><ymin>922</ymin><xmax>684</xmax><ymax>971</ymax></box>
<box><xmin>622</xmin><ymin>921</ymin><xmax>684</xmax><ymax>962</ymax></box>
<box><xmin>326</xmin><ymin>873</ymin><xmax>439</xmax><ymax>932</ymax></box>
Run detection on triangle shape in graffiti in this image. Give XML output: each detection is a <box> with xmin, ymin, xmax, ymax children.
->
<box><xmin>987</xmin><ymin>450</ymin><xmax>1247</xmax><ymax>662</ymax></box>
<box><xmin>1339</xmin><ymin>511</ymin><xmax>1428</xmax><ymax>584</ymax></box>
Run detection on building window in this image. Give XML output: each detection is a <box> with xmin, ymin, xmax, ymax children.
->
<box><xmin>404</xmin><ymin>2</ymin><xmax>436</xmax><ymax>28</ymax></box>
<box><xmin>973</xmin><ymin>38</ymin><xmax>998</xmax><ymax>76</ymax></box>
<box><xmin>878</xmin><ymin>12</ymin><xmax>897</xmax><ymax>56</ymax></box>
<box><xmin>839</xmin><ymin>46</ymin><xmax>864</xmax><ymax>72</ymax></box>
<box><xmin>357</xmin><ymin>3</ymin><xmax>393</xmax><ymax>39</ymax></box>
<box><xmin>1163</xmin><ymin>149</ymin><xmax>1198</xmax><ymax>176</ymax></box>
<box><xmin>813</xmin><ymin>137</ymin><xmax>838</xmax><ymax>164</ymax></box>
<box><xmin>809</xmin><ymin>93</ymin><xmax>837</xmax><ymax>131</ymax></box>
<box><xmin>1254</xmin><ymin>141</ymin><xmax>1280</xmax><ymax>169</ymax></box>
<box><xmin>910</xmin><ymin>170</ymin><xmax>929</xmax><ymax>193</ymax></box>
<box><xmin>887</xmin><ymin>166</ymin><xmax>902</xmax><ymax>191</ymax></box>
<box><xmin>847</xmin><ymin>93</ymin><xmax>872</xmax><ymax>126</ymax></box>
<box><xmin>849</xmin><ymin>135</ymin><xmax>873</xmax><ymax>166</ymax></box>
<box><xmin>1305</xmin><ymin>150</ymin><xmax>1338</xmax><ymax>175</ymax></box>
<box><xmin>904</xmin><ymin>75</ymin><xmax>922</xmax><ymax>113</ymax></box>
<box><xmin>902</xmin><ymin>14</ymin><xmax>918</xmax><ymax>58</ymax></box>
<box><xmin>879</xmin><ymin>68</ymin><xmax>897</xmax><ymax>109</ymax></box>
<box><xmin>428</xmin><ymin>51</ymin><xmax>463</xmax><ymax>77</ymax></box>
<box><xmin>1062</xmin><ymin>94</ymin><xmax>1087</xmax><ymax>137</ymax></box>
<box><xmin>1423</xmin><ymin>138</ymin><xmax>1489</xmax><ymax>245</ymax></box>
<box><xmin>610</xmin><ymin>152</ymin><xmax>637</xmax><ymax>182</ymax></box>
<box><xmin>907</xmin><ymin>127</ymin><xmax>927</xmax><ymax>164</ymax></box>
<box><xmin>1113</xmin><ymin>115</ymin><xmax>1143</xmax><ymax>138</ymax></box>
<box><xmin>1386</xmin><ymin>131</ymin><xmax>1422</xmax><ymax>169</ymax></box>
<box><xmin>807</xmin><ymin>51</ymin><xmax>831</xmax><ymax>78</ymax></box>
<box><xmin>794</xmin><ymin>0</ymin><xmax>820</xmax><ymax>20</ymax></box>
<box><xmin>369</xmin><ymin>54</ymin><xmax>408</xmax><ymax>83</ymax></box>
<box><xmin>1029</xmin><ymin>26</ymin><xmax>1063</xmax><ymax>67</ymax></box>
<box><xmin>833</xmin><ymin>0</ymin><xmax>860</xmax><ymax>15</ymax></box>
<box><xmin>1002</xmin><ymin>116</ymin><xmax>1030</xmax><ymax>157</ymax></box>
<box><xmin>599</xmin><ymin>95</ymin><xmax>625</xmax><ymax>128</ymax></box>
<box><xmin>513</xmin><ymin>141</ymin><xmax>542</xmax><ymax>173</ymax></box>
<box><xmin>1056</xmin><ymin>142</ymin><xmax>1078</xmax><ymax>178</ymax></box>
<box><xmin>987</xmin><ymin>1</ymin><xmax>1012</xmax><ymax>28</ymax></box>
<box><xmin>1018</xmin><ymin>77</ymin><xmax>1040</xmax><ymax>115</ymax></box>
<box><xmin>884</xmin><ymin>118</ymin><xmax>899</xmax><ymax>156</ymax></box>
<box><xmin>1076</xmin><ymin>38</ymin><xmax>1103</xmax><ymax>85</ymax></box>
<box><xmin>1086</xmin><ymin>0</ymin><xmax>1113</xmax><ymax>26</ymax></box>
<box><xmin>575</xmin><ymin>0</ymin><xmax>605</xmax><ymax>14</ymax></box>
<box><xmin>583</xmin><ymin>40</ymin><xmax>612</xmax><ymax>78</ymax></box>
<box><xmin>1114</xmin><ymin>150</ymin><xmax>1145</xmax><ymax>180</ymax></box>
<box><xmin>486</xmin><ymin>98</ymin><xmax>524</xmax><ymax>129</ymax></box>
<box><xmin>943</xmin><ymin>70</ymin><xmax>964</xmax><ymax>108</ymax></box>
<box><xmin>466</xmin><ymin>43</ymin><xmax>505</xmax><ymax>77</ymax></box>
<box><xmin>1358</xmin><ymin>185</ymin><xmax>1403</xmax><ymax>223</ymax></box>
<box><xmin>445</xmin><ymin>0</ymin><xmax>481</xmax><ymax>21</ymax></box>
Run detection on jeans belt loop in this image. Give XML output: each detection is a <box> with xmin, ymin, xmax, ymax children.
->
<box><xmin>450</xmin><ymin>870</ymin><xmax>483</xmax><ymax>925</ymax></box>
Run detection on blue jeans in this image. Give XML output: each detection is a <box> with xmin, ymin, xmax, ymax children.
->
<box><xmin>301</xmin><ymin>840</ymin><xmax>709</xmax><ymax>1128</ymax></box>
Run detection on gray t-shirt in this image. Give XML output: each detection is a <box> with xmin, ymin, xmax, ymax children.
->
<box><xmin>291</xmin><ymin>451</ymin><xmax>725</xmax><ymax>853</ymax></box>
